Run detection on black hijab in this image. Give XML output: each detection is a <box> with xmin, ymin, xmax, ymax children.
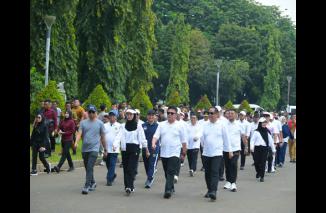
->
<box><xmin>256</xmin><ymin>121</ymin><xmax>271</xmax><ymax>146</ymax></box>
<box><xmin>125</xmin><ymin>113</ymin><xmax>137</xmax><ymax>131</ymax></box>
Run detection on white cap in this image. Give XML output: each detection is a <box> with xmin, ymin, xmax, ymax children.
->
<box><xmin>135</xmin><ymin>109</ymin><xmax>140</xmax><ymax>114</ymax></box>
<box><xmin>240</xmin><ymin>111</ymin><xmax>246</xmax><ymax>116</ymax></box>
<box><xmin>258</xmin><ymin>117</ymin><xmax>267</xmax><ymax>123</ymax></box>
<box><xmin>262</xmin><ymin>111</ymin><xmax>271</xmax><ymax>116</ymax></box>
<box><xmin>126</xmin><ymin>109</ymin><xmax>136</xmax><ymax>114</ymax></box>
<box><xmin>215</xmin><ymin>106</ymin><xmax>222</xmax><ymax>112</ymax></box>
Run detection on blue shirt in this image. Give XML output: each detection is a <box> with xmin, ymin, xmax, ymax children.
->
<box><xmin>142</xmin><ymin>121</ymin><xmax>159</xmax><ymax>150</ymax></box>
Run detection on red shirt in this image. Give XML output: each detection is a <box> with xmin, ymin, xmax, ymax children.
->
<box><xmin>43</xmin><ymin>108</ymin><xmax>58</xmax><ymax>131</ymax></box>
<box><xmin>59</xmin><ymin>119</ymin><xmax>76</xmax><ymax>142</ymax></box>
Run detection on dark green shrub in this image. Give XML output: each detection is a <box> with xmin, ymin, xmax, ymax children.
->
<box><xmin>82</xmin><ymin>85</ymin><xmax>112</xmax><ymax>110</ymax></box>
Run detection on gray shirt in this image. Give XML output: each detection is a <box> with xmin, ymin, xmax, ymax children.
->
<box><xmin>79</xmin><ymin>119</ymin><xmax>105</xmax><ymax>153</ymax></box>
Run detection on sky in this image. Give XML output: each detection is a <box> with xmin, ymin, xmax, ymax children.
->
<box><xmin>254</xmin><ymin>0</ymin><xmax>296</xmax><ymax>24</ymax></box>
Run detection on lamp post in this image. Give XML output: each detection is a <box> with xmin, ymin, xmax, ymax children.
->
<box><xmin>215</xmin><ymin>59</ymin><xmax>223</xmax><ymax>106</ymax></box>
<box><xmin>44</xmin><ymin>15</ymin><xmax>56</xmax><ymax>86</ymax></box>
<box><xmin>287</xmin><ymin>76</ymin><xmax>292</xmax><ymax>106</ymax></box>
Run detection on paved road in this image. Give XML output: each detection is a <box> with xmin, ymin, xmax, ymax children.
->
<box><xmin>31</xmin><ymin>154</ymin><xmax>295</xmax><ymax>213</ymax></box>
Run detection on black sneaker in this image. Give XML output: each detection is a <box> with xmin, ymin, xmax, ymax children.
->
<box><xmin>67</xmin><ymin>167</ymin><xmax>75</xmax><ymax>172</ymax></box>
<box><xmin>209</xmin><ymin>192</ymin><xmax>216</xmax><ymax>201</ymax></box>
<box><xmin>89</xmin><ymin>182</ymin><xmax>97</xmax><ymax>191</ymax></box>
<box><xmin>46</xmin><ymin>163</ymin><xmax>51</xmax><ymax>174</ymax></box>
<box><xmin>125</xmin><ymin>188</ymin><xmax>131</xmax><ymax>196</ymax></box>
<box><xmin>256</xmin><ymin>173</ymin><xmax>260</xmax><ymax>179</ymax></box>
<box><xmin>240</xmin><ymin>166</ymin><xmax>244</xmax><ymax>170</ymax></box>
<box><xmin>120</xmin><ymin>163</ymin><xmax>123</xmax><ymax>168</ymax></box>
<box><xmin>30</xmin><ymin>170</ymin><xmax>38</xmax><ymax>176</ymax></box>
<box><xmin>164</xmin><ymin>191</ymin><xmax>172</xmax><ymax>199</ymax></box>
<box><xmin>113</xmin><ymin>173</ymin><xmax>117</xmax><ymax>181</ymax></box>
<box><xmin>53</xmin><ymin>166</ymin><xmax>60</xmax><ymax>173</ymax></box>
<box><xmin>204</xmin><ymin>192</ymin><xmax>210</xmax><ymax>198</ymax></box>
<box><xmin>106</xmin><ymin>181</ymin><xmax>112</xmax><ymax>186</ymax></box>
<box><xmin>82</xmin><ymin>186</ymin><xmax>90</xmax><ymax>195</ymax></box>
<box><xmin>260</xmin><ymin>177</ymin><xmax>264</xmax><ymax>182</ymax></box>
<box><xmin>200</xmin><ymin>167</ymin><xmax>205</xmax><ymax>171</ymax></box>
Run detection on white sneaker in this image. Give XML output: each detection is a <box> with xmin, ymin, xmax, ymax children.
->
<box><xmin>224</xmin><ymin>181</ymin><xmax>231</xmax><ymax>189</ymax></box>
<box><xmin>230</xmin><ymin>183</ymin><xmax>237</xmax><ymax>192</ymax></box>
<box><xmin>174</xmin><ymin>175</ymin><xmax>178</xmax><ymax>183</ymax></box>
<box><xmin>100</xmin><ymin>160</ymin><xmax>105</xmax><ymax>166</ymax></box>
<box><xmin>189</xmin><ymin>170</ymin><xmax>194</xmax><ymax>177</ymax></box>
<box><xmin>181</xmin><ymin>163</ymin><xmax>184</xmax><ymax>167</ymax></box>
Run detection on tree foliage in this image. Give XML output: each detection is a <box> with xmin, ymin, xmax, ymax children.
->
<box><xmin>239</xmin><ymin>99</ymin><xmax>253</xmax><ymax>113</ymax></box>
<box><xmin>195</xmin><ymin>95</ymin><xmax>212</xmax><ymax>111</ymax></box>
<box><xmin>30</xmin><ymin>67</ymin><xmax>44</xmax><ymax>104</ymax></box>
<box><xmin>224</xmin><ymin>100</ymin><xmax>235</xmax><ymax>110</ymax></box>
<box><xmin>82</xmin><ymin>85</ymin><xmax>112</xmax><ymax>111</ymax></box>
<box><xmin>166</xmin><ymin>90</ymin><xmax>181</xmax><ymax>106</ymax></box>
<box><xmin>130</xmin><ymin>88</ymin><xmax>154</xmax><ymax>120</ymax></box>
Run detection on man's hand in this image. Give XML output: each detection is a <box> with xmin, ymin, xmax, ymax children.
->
<box><xmin>228</xmin><ymin>152</ymin><xmax>233</xmax><ymax>159</ymax></box>
<box><xmin>146</xmin><ymin>149</ymin><xmax>150</xmax><ymax>158</ymax></box>
<box><xmin>39</xmin><ymin>147</ymin><xmax>46</xmax><ymax>152</ymax></box>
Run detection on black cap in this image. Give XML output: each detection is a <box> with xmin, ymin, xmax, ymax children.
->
<box><xmin>87</xmin><ymin>105</ymin><xmax>97</xmax><ymax>112</ymax></box>
<box><xmin>147</xmin><ymin>109</ymin><xmax>156</xmax><ymax>115</ymax></box>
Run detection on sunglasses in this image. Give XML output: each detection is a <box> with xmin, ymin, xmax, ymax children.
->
<box><xmin>167</xmin><ymin>112</ymin><xmax>176</xmax><ymax>115</ymax></box>
<box><xmin>208</xmin><ymin>112</ymin><xmax>215</xmax><ymax>115</ymax></box>
<box><xmin>88</xmin><ymin>111</ymin><xmax>96</xmax><ymax>114</ymax></box>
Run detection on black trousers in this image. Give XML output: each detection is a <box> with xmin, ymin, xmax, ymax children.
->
<box><xmin>219</xmin><ymin>157</ymin><xmax>225</xmax><ymax>178</ymax></box>
<box><xmin>200</xmin><ymin>145</ymin><xmax>204</xmax><ymax>168</ymax></box>
<box><xmin>202</xmin><ymin>156</ymin><xmax>222</xmax><ymax>193</ymax></box>
<box><xmin>121</xmin><ymin>151</ymin><xmax>127</xmax><ymax>187</ymax></box>
<box><xmin>187</xmin><ymin>149</ymin><xmax>199</xmax><ymax>171</ymax></box>
<box><xmin>267</xmin><ymin>148</ymin><xmax>273</xmax><ymax>172</ymax></box>
<box><xmin>240</xmin><ymin>138</ymin><xmax>246</xmax><ymax>167</ymax></box>
<box><xmin>123</xmin><ymin>144</ymin><xmax>140</xmax><ymax>190</ymax></box>
<box><xmin>161</xmin><ymin>157</ymin><xmax>180</xmax><ymax>193</ymax></box>
<box><xmin>57</xmin><ymin>141</ymin><xmax>74</xmax><ymax>169</ymax></box>
<box><xmin>176</xmin><ymin>148</ymin><xmax>183</xmax><ymax>176</ymax></box>
<box><xmin>253</xmin><ymin>146</ymin><xmax>268</xmax><ymax>178</ymax></box>
<box><xmin>223</xmin><ymin>151</ymin><xmax>240</xmax><ymax>183</ymax></box>
<box><xmin>49</xmin><ymin>132</ymin><xmax>56</xmax><ymax>152</ymax></box>
<box><xmin>31</xmin><ymin>145</ymin><xmax>50</xmax><ymax>171</ymax></box>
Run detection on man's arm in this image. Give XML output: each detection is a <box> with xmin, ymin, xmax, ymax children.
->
<box><xmin>101</xmin><ymin>133</ymin><xmax>107</xmax><ymax>156</ymax></box>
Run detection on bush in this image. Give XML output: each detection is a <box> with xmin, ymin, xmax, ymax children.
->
<box><xmin>224</xmin><ymin>100</ymin><xmax>235</xmax><ymax>110</ymax></box>
<box><xmin>130</xmin><ymin>89</ymin><xmax>153</xmax><ymax>120</ymax></box>
<box><xmin>82</xmin><ymin>85</ymin><xmax>112</xmax><ymax>110</ymax></box>
<box><xmin>195</xmin><ymin>95</ymin><xmax>212</xmax><ymax>111</ymax></box>
<box><xmin>30</xmin><ymin>80</ymin><xmax>65</xmax><ymax>122</ymax></box>
<box><xmin>239</xmin><ymin>99</ymin><xmax>253</xmax><ymax>113</ymax></box>
<box><xmin>30</xmin><ymin>67</ymin><xmax>44</xmax><ymax>104</ymax></box>
<box><xmin>166</xmin><ymin>90</ymin><xmax>181</xmax><ymax>106</ymax></box>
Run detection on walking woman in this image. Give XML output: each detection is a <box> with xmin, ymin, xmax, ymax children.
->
<box><xmin>30</xmin><ymin>114</ymin><xmax>51</xmax><ymax>175</ymax></box>
<box><xmin>53</xmin><ymin>111</ymin><xmax>76</xmax><ymax>173</ymax></box>
<box><xmin>115</xmin><ymin>109</ymin><xmax>148</xmax><ymax>195</ymax></box>
<box><xmin>250</xmin><ymin>117</ymin><xmax>276</xmax><ymax>182</ymax></box>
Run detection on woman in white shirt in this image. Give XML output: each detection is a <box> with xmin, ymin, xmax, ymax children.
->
<box><xmin>186</xmin><ymin>112</ymin><xmax>203</xmax><ymax>177</ymax></box>
<box><xmin>250</xmin><ymin>117</ymin><xmax>276</xmax><ymax>182</ymax></box>
<box><xmin>115</xmin><ymin>109</ymin><xmax>148</xmax><ymax>195</ymax></box>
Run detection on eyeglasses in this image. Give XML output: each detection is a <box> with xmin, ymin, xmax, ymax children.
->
<box><xmin>88</xmin><ymin>111</ymin><xmax>95</xmax><ymax>114</ymax></box>
<box><xmin>208</xmin><ymin>112</ymin><xmax>215</xmax><ymax>115</ymax></box>
<box><xmin>167</xmin><ymin>112</ymin><xmax>176</xmax><ymax>115</ymax></box>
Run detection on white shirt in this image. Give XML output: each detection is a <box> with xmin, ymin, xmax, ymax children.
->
<box><xmin>267</xmin><ymin>122</ymin><xmax>280</xmax><ymax>143</ymax></box>
<box><xmin>104</xmin><ymin>122</ymin><xmax>121</xmax><ymax>153</ymax></box>
<box><xmin>225</xmin><ymin>120</ymin><xmax>244</xmax><ymax>152</ymax></box>
<box><xmin>238</xmin><ymin>119</ymin><xmax>251</xmax><ymax>137</ymax></box>
<box><xmin>249</xmin><ymin>122</ymin><xmax>259</xmax><ymax>138</ymax></box>
<box><xmin>198</xmin><ymin>119</ymin><xmax>209</xmax><ymax>127</ymax></box>
<box><xmin>178</xmin><ymin>119</ymin><xmax>189</xmax><ymax>146</ymax></box>
<box><xmin>138</xmin><ymin>119</ymin><xmax>144</xmax><ymax>125</ymax></box>
<box><xmin>219</xmin><ymin>116</ymin><xmax>229</xmax><ymax>125</ymax></box>
<box><xmin>187</xmin><ymin>122</ymin><xmax>203</xmax><ymax>149</ymax></box>
<box><xmin>115</xmin><ymin>123</ymin><xmax>147</xmax><ymax>151</ymax></box>
<box><xmin>272</xmin><ymin>119</ymin><xmax>282</xmax><ymax>142</ymax></box>
<box><xmin>200</xmin><ymin>120</ymin><xmax>231</xmax><ymax>157</ymax></box>
<box><xmin>153</xmin><ymin>120</ymin><xmax>186</xmax><ymax>158</ymax></box>
<box><xmin>250</xmin><ymin>131</ymin><xmax>276</xmax><ymax>153</ymax></box>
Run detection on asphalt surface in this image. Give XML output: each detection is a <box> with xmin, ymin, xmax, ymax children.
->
<box><xmin>30</xmin><ymin>154</ymin><xmax>296</xmax><ymax>213</ymax></box>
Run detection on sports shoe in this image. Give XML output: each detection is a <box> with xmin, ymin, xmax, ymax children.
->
<box><xmin>125</xmin><ymin>188</ymin><xmax>131</xmax><ymax>196</ymax></box>
<box><xmin>145</xmin><ymin>180</ymin><xmax>150</xmax><ymax>188</ymax></box>
<box><xmin>209</xmin><ymin>192</ymin><xmax>216</xmax><ymax>201</ymax></box>
<box><xmin>256</xmin><ymin>173</ymin><xmax>260</xmax><ymax>180</ymax></box>
<box><xmin>174</xmin><ymin>175</ymin><xmax>178</xmax><ymax>183</ymax></box>
<box><xmin>240</xmin><ymin>166</ymin><xmax>244</xmax><ymax>170</ymax></box>
<box><xmin>219</xmin><ymin>177</ymin><xmax>225</xmax><ymax>181</ymax></box>
<box><xmin>260</xmin><ymin>177</ymin><xmax>264</xmax><ymax>182</ymax></box>
<box><xmin>89</xmin><ymin>182</ymin><xmax>97</xmax><ymax>191</ymax></box>
<box><xmin>30</xmin><ymin>170</ymin><xmax>38</xmax><ymax>176</ymax></box>
<box><xmin>99</xmin><ymin>160</ymin><xmax>105</xmax><ymax>166</ymax></box>
<box><xmin>46</xmin><ymin>163</ymin><xmax>52</xmax><ymax>174</ymax></box>
<box><xmin>279</xmin><ymin>163</ymin><xmax>283</xmax><ymax>168</ymax></box>
<box><xmin>189</xmin><ymin>170</ymin><xmax>194</xmax><ymax>177</ymax></box>
<box><xmin>181</xmin><ymin>163</ymin><xmax>184</xmax><ymax>167</ymax></box>
<box><xmin>164</xmin><ymin>191</ymin><xmax>172</xmax><ymax>199</ymax></box>
<box><xmin>204</xmin><ymin>191</ymin><xmax>210</xmax><ymax>198</ymax></box>
<box><xmin>82</xmin><ymin>186</ymin><xmax>90</xmax><ymax>194</ymax></box>
<box><xmin>224</xmin><ymin>181</ymin><xmax>231</xmax><ymax>189</ymax></box>
<box><xmin>106</xmin><ymin>181</ymin><xmax>112</xmax><ymax>186</ymax></box>
<box><xmin>230</xmin><ymin>183</ymin><xmax>237</xmax><ymax>192</ymax></box>
<box><xmin>53</xmin><ymin>166</ymin><xmax>60</xmax><ymax>173</ymax></box>
<box><xmin>200</xmin><ymin>167</ymin><xmax>205</xmax><ymax>171</ymax></box>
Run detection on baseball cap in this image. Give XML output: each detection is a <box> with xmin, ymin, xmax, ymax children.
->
<box><xmin>262</xmin><ymin>111</ymin><xmax>271</xmax><ymax>117</ymax></box>
<box><xmin>126</xmin><ymin>109</ymin><xmax>136</xmax><ymax>114</ymax></box>
<box><xmin>87</xmin><ymin>105</ymin><xmax>97</xmax><ymax>112</ymax></box>
<box><xmin>109</xmin><ymin>110</ymin><xmax>117</xmax><ymax>116</ymax></box>
<box><xmin>215</xmin><ymin>106</ymin><xmax>222</xmax><ymax>112</ymax></box>
<box><xmin>240</xmin><ymin>111</ymin><xmax>246</xmax><ymax>116</ymax></box>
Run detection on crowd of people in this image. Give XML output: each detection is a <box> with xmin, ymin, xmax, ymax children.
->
<box><xmin>30</xmin><ymin>99</ymin><xmax>296</xmax><ymax>201</ymax></box>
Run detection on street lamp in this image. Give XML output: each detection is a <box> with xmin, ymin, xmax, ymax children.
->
<box><xmin>215</xmin><ymin>59</ymin><xmax>223</xmax><ymax>106</ymax></box>
<box><xmin>287</xmin><ymin>76</ymin><xmax>292</xmax><ymax>106</ymax></box>
<box><xmin>44</xmin><ymin>15</ymin><xmax>56</xmax><ymax>86</ymax></box>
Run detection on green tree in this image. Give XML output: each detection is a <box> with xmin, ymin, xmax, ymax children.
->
<box><xmin>195</xmin><ymin>95</ymin><xmax>212</xmax><ymax>111</ymax></box>
<box><xmin>130</xmin><ymin>88</ymin><xmax>154</xmax><ymax>120</ymax></box>
<box><xmin>224</xmin><ymin>100</ymin><xmax>235</xmax><ymax>110</ymax></box>
<box><xmin>30</xmin><ymin>0</ymin><xmax>79</xmax><ymax>99</ymax></box>
<box><xmin>82</xmin><ymin>85</ymin><xmax>112</xmax><ymax>111</ymax></box>
<box><xmin>166</xmin><ymin>90</ymin><xmax>181</xmax><ymax>106</ymax></box>
<box><xmin>239</xmin><ymin>99</ymin><xmax>253</xmax><ymax>113</ymax></box>
<box><xmin>30</xmin><ymin>81</ymin><xmax>65</xmax><ymax>122</ymax></box>
<box><xmin>260</xmin><ymin>27</ymin><xmax>282</xmax><ymax>111</ymax></box>
<box><xmin>165</xmin><ymin>14</ymin><xmax>191</xmax><ymax>104</ymax></box>
<box><xmin>30</xmin><ymin>67</ymin><xmax>44</xmax><ymax>104</ymax></box>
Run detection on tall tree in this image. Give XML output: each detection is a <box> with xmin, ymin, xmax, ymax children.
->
<box><xmin>260</xmin><ymin>27</ymin><xmax>283</xmax><ymax>110</ymax></box>
<box><xmin>165</xmin><ymin>14</ymin><xmax>191</xmax><ymax>104</ymax></box>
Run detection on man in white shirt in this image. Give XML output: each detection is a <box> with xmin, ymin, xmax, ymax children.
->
<box><xmin>238</xmin><ymin>111</ymin><xmax>250</xmax><ymax>170</ymax></box>
<box><xmin>186</xmin><ymin>112</ymin><xmax>203</xmax><ymax>177</ymax></box>
<box><xmin>223</xmin><ymin>109</ymin><xmax>247</xmax><ymax>192</ymax></box>
<box><xmin>198</xmin><ymin>110</ymin><xmax>209</xmax><ymax>171</ymax></box>
<box><xmin>152</xmin><ymin>106</ymin><xmax>187</xmax><ymax>199</ymax></box>
<box><xmin>201</xmin><ymin>107</ymin><xmax>232</xmax><ymax>201</ymax></box>
<box><xmin>103</xmin><ymin>111</ymin><xmax>121</xmax><ymax>186</ymax></box>
<box><xmin>272</xmin><ymin>112</ymin><xmax>284</xmax><ymax>167</ymax></box>
<box><xmin>249</xmin><ymin>112</ymin><xmax>260</xmax><ymax>165</ymax></box>
<box><xmin>263</xmin><ymin>112</ymin><xmax>278</xmax><ymax>173</ymax></box>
